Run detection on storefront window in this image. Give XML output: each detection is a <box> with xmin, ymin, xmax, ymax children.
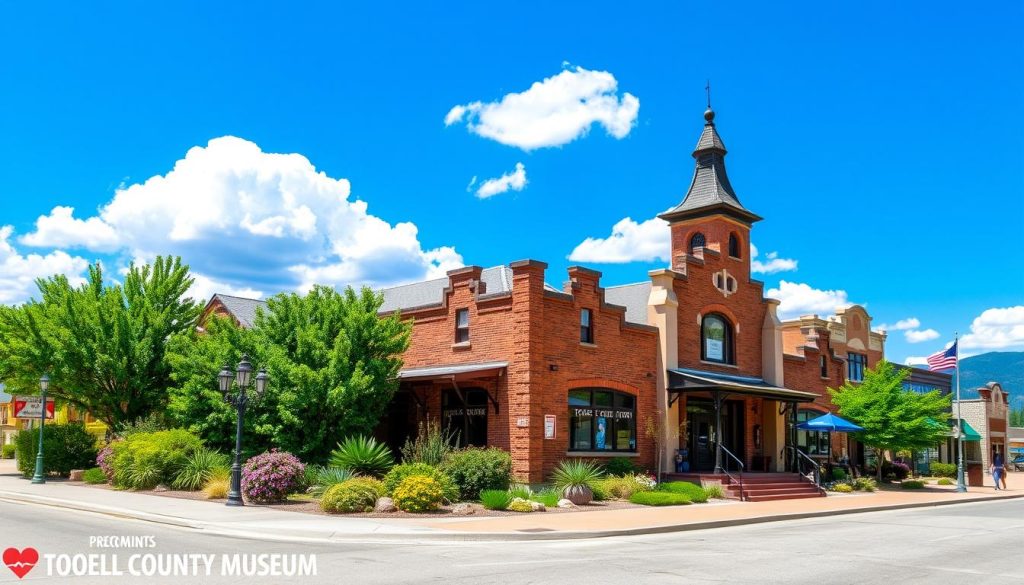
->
<box><xmin>568</xmin><ymin>388</ymin><xmax>636</xmax><ymax>452</ymax></box>
<box><xmin>701</xmin><ymin>313</ymin><xmax>734</xmax><ymax>364</ymax></box>
<box><xmin>442</xmin><ymin>388</ymin><xmax>488</xmax><ymax>447</ymax></box>
<box><xmin>795</xmin><ymin>410</ymin><xmax>830</xmax><ymax>457</ymax></box>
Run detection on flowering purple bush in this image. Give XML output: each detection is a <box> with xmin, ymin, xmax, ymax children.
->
<box><xmin>241</xmin><ymin>449</ymin><xmax>305</xmax><ymax>503</ymax></box>
<box><xmin>96</xmin><ymin>442</ymin><xmax>118</xmax><ymax>481</ymax></box>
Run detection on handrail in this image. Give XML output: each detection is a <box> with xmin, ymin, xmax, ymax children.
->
<box><xmin>785</xmin><ymin>446</ymin><xmax>825</xmax><ymax>495</ymax></box>
<box><xmin>717</xmin><ymin>442</ymin><xmax>745</xmax><ymax>501</ymax></box>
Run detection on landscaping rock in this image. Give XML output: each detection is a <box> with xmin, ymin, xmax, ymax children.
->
<box><xmin>69</xmin><ymin>469</ymin><xmax>84</xmax><ymax>481</ymax></box>
<box><xmin>529</xmin><ymin>501</ymin><xmax>546</xmax><ymax>512</ymax></box>
<box><xmin>557</xmin><ymin>498</ymin><xmax>577</xmax><ymax>509</ymax></box>
<box><xmin>450</xmin><ymin>503</ymin><xmax>475</xmax><ymax>516</ymax></box>
<box><xmin>374</xmin><ymin>497</ymin><xmax>397</xmax><ymax>513</ymax></box>
<box><xmin>153</xmin><ymin>484</ymin><xmax>169</xmax><ymax>492</ymax></box>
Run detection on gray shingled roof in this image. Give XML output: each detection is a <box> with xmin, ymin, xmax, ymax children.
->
<box><xmin>0</xmin><ymin>383</ymin><xmax>10</xmax><ymax>404</ymax></box>
<box><xmin>660</xmin><ymin>109</ymin><xmax>761</xmax><ymax>224</ymax></box>
<box><xmin>213</xmin><ymin>294</ymin><xmax>268</xmax><ymax>328</ymax></box>
<box><xmin>603</xmin><ymin>282</ymin><xmax>651</xmax><ymax>326</ymax></box>
<box><xmin>379</xmin><ymin>266</ymin><xmax>513</xmax><ymax>313</ymax></box>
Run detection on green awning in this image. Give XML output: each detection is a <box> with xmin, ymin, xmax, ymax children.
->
<box><xmin>957</xmin><ymin>420</ymin><xmax>982</xmax><ymax>441</ymax></box>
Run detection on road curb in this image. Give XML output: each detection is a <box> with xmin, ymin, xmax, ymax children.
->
<box><xmin>2</xmin><ymin>488</ymin><xmax>1021</xmax><ymax>544</ymax></box>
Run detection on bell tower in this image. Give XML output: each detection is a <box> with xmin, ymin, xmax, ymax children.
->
<box><xmin>659</xmin><ymin>105</ymin><xmax>761</xmax><ymax>281</ymax></box>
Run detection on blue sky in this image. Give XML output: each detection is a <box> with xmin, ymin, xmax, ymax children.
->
<box><xmin>0</xmin><ymin>1</ymin><xmax>1021</xmax><ymax>365</ymax></box>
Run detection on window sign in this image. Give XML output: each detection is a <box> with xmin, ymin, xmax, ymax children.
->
<box><xmin>544</xmin><ymin>415</ymin><xmax>555</xmax><ymax>439</ymax></box>
<box><xmin>705</xmin><ymin>338</ymin><xmax>723</xmax><ymax>361</ymax></box>
<box><xmin>568</xmin><ymin>388</ymin><xmax>636</xmax><ymax>452</ymax></box>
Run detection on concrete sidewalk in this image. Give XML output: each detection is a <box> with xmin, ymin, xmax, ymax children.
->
<box><xmin>1</xmin><ymin>459</ymin><xmax>1020</xmax><ymax>543</ymax></box>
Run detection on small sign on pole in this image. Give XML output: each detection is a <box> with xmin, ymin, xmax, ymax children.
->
<box><xmin>544</xmin><ymin>414</ymin><xmax>556</xmax><ymax>439</ymax></box>
<box><xmin>14</xmin><ymin>396</ymin><xmax>55</xmax><ymax>420</ymax></box>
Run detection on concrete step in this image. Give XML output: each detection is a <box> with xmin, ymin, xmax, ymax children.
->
<box><xmin>736</xmin><ymin>487</ymin><xmax>822</xmax><ymax>496</ymax></box>
<box><xmin>746</xmin><ymin>492</ymin><xmax>825</xmax><ymax>502</ymax></box>
<box><xmin>724</xmin><ymin>482</ymin><xmax>815</xmax><ymax>490</ymax></box>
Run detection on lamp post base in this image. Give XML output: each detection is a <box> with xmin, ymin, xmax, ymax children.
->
<box><xmin>955</xmin><ymin>465</ymin><xmax>967</xmax><ymax>493</ymax></box>
<box><xmin>225</xmin><ymin>496</ymin><xmax>245</xmax><ymax>507</ymax></box>
<box><xmin>31</xmin><ymin>454</ymin><xmax>45</xmax><ymax>484</ymax></box>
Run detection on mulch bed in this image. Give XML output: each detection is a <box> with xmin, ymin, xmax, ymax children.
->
<box><xmin>67</xmin><ymin>480</ymin><xmax>645</xmax><ymax>518</ymax></box>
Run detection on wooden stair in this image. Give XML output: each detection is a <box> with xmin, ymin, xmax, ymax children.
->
<box><xmin>664</xmin><ymin>472</ymin><xmax>825</xmax><ymax>502</ymax></box>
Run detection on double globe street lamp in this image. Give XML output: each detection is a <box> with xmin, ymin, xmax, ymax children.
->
<box><xmin>218</xmin><ymin>355</ymin><xmax>268</xmax><ymax>507</ymax></box>
<box><xmin>30</xmin><ymin>373</ymin><xmax>50</xmax><ymax>485</ymax></box>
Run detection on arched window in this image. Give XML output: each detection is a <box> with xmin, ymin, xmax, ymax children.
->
<box><xmin>568</xmin><ymin>388</ymin><xmax>636</xmax><ymax>452</ymax></box>
<box><xmin>728</xmin><ymin>233</ymin><xmax>741</xmax><ymax>258</ymax></box>
<box><xmin>701</xmin><ymin>313</ymin><xmax>734</xmax><ymax>364</ymax></box>
<box><xmin>688</xmin><ymin>232</ymin><xmax>706</xmax><ymax>253</ymax></box>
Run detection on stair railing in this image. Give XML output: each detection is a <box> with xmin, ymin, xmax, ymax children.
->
<box><xmin>716</xmin><ymin>442</ymin><xmax>745</xmax><ymax>501</ymax></box>
<box><xmin>786</xmin><ymin>446</ymin><xmax>826</xmax><ymax>495</ymax></box>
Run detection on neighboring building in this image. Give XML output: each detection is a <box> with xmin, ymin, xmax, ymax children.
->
<box><xmin>200</xmin><ymin>293</ymin><xmax>268</xmax><ymax>329</ymax></box>
<box><xmin>0</xmin><ymin>383</ymin><xmax>107</xmax><ymax>447</ymax></box>
<box><xmin>954</xmin><ymin>382</ymin><xmax>1011</xmax><ymax>477</ymax></box>
<box><xmin>895</xmin><ymin>365</ymin><xmax>954</xmax><ymax>473</ymax></box>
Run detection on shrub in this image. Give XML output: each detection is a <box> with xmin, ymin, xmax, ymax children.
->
<box><xmin>929</xmin><ymin>462</ymin><xmax>957</xmax><ymax>478</ymax></box>
<box><xmin>508</xmin><ymin>483</ymin><xmax>533</xmax><ymax>500</ymax></box>
<box><xmin>901</xmin><ymin>480</ymin><xmax>925</xmax><ymax>489</ymax></box>
<box><xmin>329</xmin><ymin>436</ymin><xmax>394</xmax><ymax>477</ymax></box>
<box><xmin>116</xmin><ymin>412</ymin><xmax>169</xmax><ymax>438</ymax></box>
<box><xmin>1</xmin><ymin>444</ymin><xmax>15</xmax><ymax>459</ymax></box>
<box><xmin>872</xmin><ymin>460</ymin><xmax>910</xmax><ymax>481</ymax></box>
<box><xmin>630</xmin><ymin>491</ymin><xmax>692</xmax><ymax>506</ymax></box>
<box><xmin>172</xmin><ymin>448</ymin><xmax>229</xmax><ymax>491</ymax></box>
<box><xmin>831</xmin><ymin>467</ymin><xmax>847</xmax><ymax>481</ymax></box>
<box><xmin>507</xmin><ymin>497</ymin><xmax>533</xmax><ymax>512</ymax></box>
<box><xmin>703</xmin><ymin>484</ymin><xmax>725</xmax><ymax>499</ymax></box>
<box><xmin>480</xmin><ymin>489</ymin><xmax>513</xmax><ymax>510</ymax></box>
<box><xmin>853</xmin><ymin>477</ymin><xmax>877</xmax><ymax>492</ymax></box>
<box><xmin>603</xmin><ymin>457</ymin><xmax>641</xmax><ymax>477</ymax></box>
<box><xmin>590</xmin><ymin>480</ymin><xmax>610</xmax><ymax>502</ymax></box>
<box><xmin>400</xmin><ymin>420</ymin><xmax>457</xmax><ymax>467</ymax></box>
<box><xmin>15</xmin><ymin>424</ymin><xmax>99</xmax><ymax>478</ymax></box>
<box><xmin>203</xmin><ymin>477</ymin><xmax>229</xmax><ymax>499</ymax></box>
<box><xmin>109</xmin><ymin>429</ymin><xmax>203</xmax><ymax>490</ymax></box>
<box><xmin>937</xmin><ymin>478</ymin><xmax>954</xmax><ymax>486</ymax></box>
<box><xmin>657</xmin><ymin>481</ymin><xmax>709</xmax><ymax>503</ymax></box>
<box><xmin>241</xmin><ymin>449</ymin><xmax>305</xmax><ymax>503</ymax></box>
<box><xmin>82</xmin><ymin>467</ymin><xmax>107</xmax><ymax>484</ymax></box>
<box><xmin>599</xmin><ymin>475</ymin><xmax>653</xmax><ymax>499</ymax></box>
<box><xmin>320</xmin><ymin>477</ymin><xmax>385</xmax><ymax>514</ymax></box>
<box><xmin>393</xmin><ymin>474</ymin><xmax>445</xmax><ymax>512</ymax></box>
<box><xmin>530</xmin><ymin>489</ymin><xmax>560</xmax><ymax>508</ymax></box>
<box><xmin>383</xmin><ymin>463</ymin><xmax>458</xmax><ymax>502</ymax></box>
<box><xmin>441</xmin><ymin>447</ymin><xmax>513</xmax><ymax>500</ymax></box>
<box><xmin>306</xmin><ymin>466</ymin><xmax>357</xmax><ymax>498</ymax></box>
<box><xmin>830</xmin><ymin>483</ymin><xmax>854</xmax><ymax>493</ymax></box>
<box><xmin>96</xmin><ymin>443</ymin><xmax>117</xmax><ymax>481</ymax></box>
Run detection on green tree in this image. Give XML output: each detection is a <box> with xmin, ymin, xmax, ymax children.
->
<box><xmin>829</xmin><ymin>360</ymin><xmax>952</xmax><ymax>481</ymax></box>
<box><xmin>167</xmin><ymin>285</ymin><xmax>410</xmax><ymax>463</ymax></box>
<box><xmin>0</xmin><ymin>257</ymin><xmax>200</xmax><ymax>427</ymax></box>
<box><xmin>1010</xmin><ymin>405</ymin><xmax>1024</xmax><ymax>427</ymax></box>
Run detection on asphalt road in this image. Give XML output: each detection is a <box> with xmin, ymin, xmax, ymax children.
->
<box><xmin>1</xmin><ymin>497</ymin><xmax>1021</xmax><ymax>585</ymax></box>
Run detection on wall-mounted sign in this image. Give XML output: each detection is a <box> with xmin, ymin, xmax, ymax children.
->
<box><xmin>544</xmin><ymin>415</ymin><xmax>556</xmax><ymax>439</ymax></box>
<box><xmin>516</xmin><ymin>417</ymin><xmax>529</xmax><ymax>428</ymax></box>
<box><xmin>14</xmin><ymin>396</ymin><xmax>55</xmax><ymax>419</ymax></box>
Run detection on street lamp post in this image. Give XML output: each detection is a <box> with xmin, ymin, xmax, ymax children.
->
<box><xmin>219</xmin><ymin>355</ymin><xmax>268</xmax><ymax>507</ymax></box>
<box><xmin>31</xmin><ymin>374</ymin><xmax>50</xmax><ymax>485</ymax></box>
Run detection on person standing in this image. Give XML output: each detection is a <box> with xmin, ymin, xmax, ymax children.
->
<box><xmin>991</xmin><ymin>452</ymin><xmax>1005</xmax><ymax>490</ymax></box>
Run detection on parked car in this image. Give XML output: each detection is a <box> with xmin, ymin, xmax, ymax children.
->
<box><xmin>1012</xmin><ymin>455</ymin><xmax>1024</xmax><ymax>472</ymax></box>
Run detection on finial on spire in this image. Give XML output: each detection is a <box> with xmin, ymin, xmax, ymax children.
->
<box><xmin>704</xmin><ymin>80</ymin><xmax>715</xmax><ymax>123</ymax></box>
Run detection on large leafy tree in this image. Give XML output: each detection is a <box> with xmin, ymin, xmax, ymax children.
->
<box><xmin>0</xmin><ymin>257</ymin><xmax>201</xmax><ymax>427</ymax></box>
<box><xmin>166</xmin><ymin>285</ymin><xmax>410</xmax><ymax>463</ymax></box>
<box><xmin>829</xmin><ymin>360</ymin><xmax>952</xmax><ymax>481</ymax></box>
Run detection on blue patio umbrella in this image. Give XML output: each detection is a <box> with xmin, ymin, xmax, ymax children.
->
<box><xmin>795</xmin><ymin>412</ymin><xmax>864</xmax><ymax>433</ymax></box>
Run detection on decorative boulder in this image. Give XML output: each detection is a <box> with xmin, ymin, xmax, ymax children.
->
<box><xmin>69</xmin><ymin>469</ymin><xmax>85</xmax><ymax>481</ymax></box>
<box><xmin>451</xmin><ymin>503</ymin><xmax>475</xmax><ymax>516</ymax></box>
<box><xmin>529</xmin><ymin>501</ymin><xmax>546</xmax><ymax>512</ymax></box>
<box><xmin>153</xmin><ymin>484</ymin><xmax>169</xmax><ymax>492</ymax></box>
<box><xmin>557</xmin><ymin>499</ymin><xmax>577</xmax><ymax>509</ymax></box>
<box><xmin>374</xmin><ymin>497</ymin><xmax>397</xmax><ymax>513</ymax></box>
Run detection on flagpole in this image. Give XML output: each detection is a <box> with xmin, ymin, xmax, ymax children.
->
<box><xmin>954</xmin><ymin>333</ymin><xmax>966</xmax><ymax>493</ymax></box>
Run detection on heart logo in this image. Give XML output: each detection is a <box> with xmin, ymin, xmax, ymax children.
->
<box><xmin>3</xmin><ymin>548</ymin><xmax>39</xmax><ymax>579</ymax></box>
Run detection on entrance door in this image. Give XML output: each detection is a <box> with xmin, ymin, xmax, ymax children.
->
<box><xmin>687</xmin><ymin>400</ymin><xmax>715</xmax><ymax>471</ymax></box>
<box><xmin>442</xmin><ymin>388</ymin><xmax>489</xmax><ymax>448</ymax></box>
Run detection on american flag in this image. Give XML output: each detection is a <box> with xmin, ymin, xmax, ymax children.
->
<box><xmin>926</xmin><ymin>341</ymin><xmax>958</xmax><ymax>372</ymax></box>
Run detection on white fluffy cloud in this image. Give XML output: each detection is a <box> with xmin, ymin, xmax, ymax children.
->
<box><xmin>876</xmin><ymin>317</ymin><xmax>921</xmax><ymax>331</ymax></box>
<box><xmin>568</xmin><ymin>217</ymin><xmax>669</xmax><ymax>263</ymax></box>
<box><xmin>19</xmin><ymin>136</ymin><xmax>464</xmax><ymax>298</ymax></box>
<box><xmin>766</xmin><ymin>280</ymin><xmax>852</xmax><ymax>321</ymax></box>
<box><xmin>445</xmin><ymin>66</ymin><xmax>640</xmax><ymax>151</ymax></box>
<box><xmin>904</xmin><ymin>356</ymin><xmax>929</xmax><ymax>366</ymax></box>
<box><xmin>476</xmin><ymin>163</ymin><xmax>528</xmax><ymax>199</ymax></box>
<box><xmin>750</xmin><ymin>244</ymin><xmax>798</xmax><ymax>274</ymax></box>
<box><xmin>904</xmin><ymin>328</ymin><xmax>940</xmax><ymax>343</ymax></box>
<box><xmin>0</xmin><ymin>226</ymin><xmax>89</xmax><ymax>304</ymax></box>
<box><xmin>961</xmin><ymin>306</ymin><xmax>1024</xmax><ymax>351</ymax></box>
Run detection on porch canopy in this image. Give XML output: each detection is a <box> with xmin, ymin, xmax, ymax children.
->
<box><xmin>666</xmin><ymin>368</ymin><xmax>817</xmax><ymax>473</ymax></box>
<box><xmin>397</xmin><ymin>360</ymin><xmax>507</xmax><ymax>415</ymax></box>
<box><xmin>796</xmin><ymin>412</ymin><xmax>863</xmax><ymax>433</ymax></box>
<box><xmin>955</xmin><ymin>419</ymin><xmax>982</xmax><ymax>442</ymax></box>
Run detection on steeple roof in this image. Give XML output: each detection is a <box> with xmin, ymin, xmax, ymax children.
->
<box><xmin>659</xmin><ymin>108</ymin><xmax>762</xmax><ymax>225</ymax></box>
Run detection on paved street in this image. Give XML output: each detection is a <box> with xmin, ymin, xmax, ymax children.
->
<box><xmin>1</xmin><ymin>497</ymin><xmax>1021</xmax><ymax>584</ymax></box>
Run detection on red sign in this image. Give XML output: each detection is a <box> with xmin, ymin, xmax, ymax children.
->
<box><xmin>13</xmin><ymin>396</ymin><xmax>55</xmax><ymax>420</ymax></box>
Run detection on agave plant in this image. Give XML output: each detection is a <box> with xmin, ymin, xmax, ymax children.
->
<box><xmin>307</xmin><ymin>466</ymin><xmax>358</xmax><ymax>497</ymax></box>
<box><xmin>329</xmin><ymin>435</ymin><xmax>395</xmax><ymax>477</ymax></box>
<box><xmin>551</xmin><ymin>459</ymin><xmax>603</xmax><ymax>505</ymax></box>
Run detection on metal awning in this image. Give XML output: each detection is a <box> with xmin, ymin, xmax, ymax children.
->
<box><xmin>398</xmin><ymin>361</ymin><xmax>508</xmax><ymax>382</ymax></box>
<box><xmin>667</xmin><ymin>368</ymin><xmax>817</xmax><ymax>404</ymax></box>
<box><xmin>956</xmin><ymin>419</ymin><xmax>982</xmax><ymax>442</ymax></box>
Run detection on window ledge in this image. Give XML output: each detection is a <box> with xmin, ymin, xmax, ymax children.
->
<box><xmin>579</xmin><ymin>342</ymin><xmax>598</xmax><ymax>348</ymax></box>
<box><xmin>700</xmin><ymin>360</ymin><xmax>739</xmax><ymax>369</ymax></box>
<box><xmin>451</xmin><ymin>341</ymin><xmax>471</xmax><ymax>349</ymax></box>
<box><xmin>565</xmin><ymin>451</ymin><xmax>639</xmax><ymax>458</ymax></box>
